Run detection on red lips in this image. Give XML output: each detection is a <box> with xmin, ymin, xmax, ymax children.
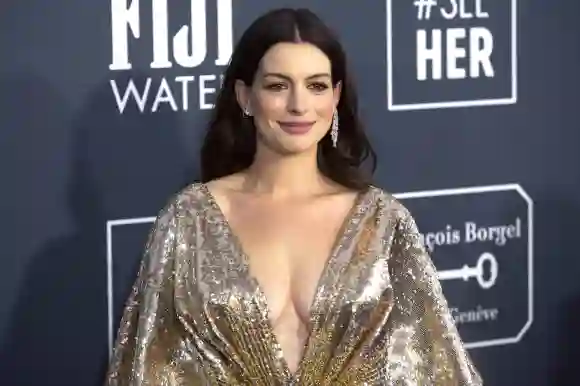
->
<box><xmin>278</xmin><ymin>121</ymin><xmax>315</xmax><ymax>135</ymax></box>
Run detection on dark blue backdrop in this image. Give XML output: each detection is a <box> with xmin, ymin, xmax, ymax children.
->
<box><xmin>1</xmin><ymin>1</ymin><xmax>579</xmax><ymax>385</ymax></box>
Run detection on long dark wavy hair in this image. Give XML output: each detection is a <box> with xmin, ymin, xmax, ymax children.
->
<box><xmin>200</xmin><ymin>8</ymin><xmax>377</xmax><ymax>190</ymax></box>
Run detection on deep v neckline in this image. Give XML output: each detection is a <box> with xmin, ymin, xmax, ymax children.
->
<box><xmin>198</xmin><ymin>182</ymin><xmax>370</xmax><ymax>380</ymax></box>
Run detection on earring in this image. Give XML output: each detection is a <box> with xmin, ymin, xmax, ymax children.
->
<box><xmin>331</xmin><ymin>109</ymin><xmax>339</xmax><ymax>147</ymax></box>
<box><xmin>243</xmin><ymin>105</ymin><xmax>251</xmax><ymax>117</ymax></box>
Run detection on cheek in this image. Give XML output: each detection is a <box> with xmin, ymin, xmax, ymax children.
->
<box><xmin>314</xmin><ymin>96</ymin><xmax>336</xmax><ymax>119</ymax></box>
<box><xmin>253</xmin><ymin>94</ymin><xmax>287</xmax><ymax>117</ymax></box>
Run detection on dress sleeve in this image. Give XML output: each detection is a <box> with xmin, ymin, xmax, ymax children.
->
<box><xmin>104</xmin><ymin>200</ymin><xmax>203</xmax><ymax>385</ymax></box>
<box><xmin>384</xmin><ymin>208</ymin><xmax>483</xmax><ymax>385</ymax></box>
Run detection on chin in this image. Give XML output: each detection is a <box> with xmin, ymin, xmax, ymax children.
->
<box><xmin>257</xmin><ymin>129</ymin><xmax>323</xmax><ymax>155</ymax></box>
<box><xmin>265</xmin><ymin>137</ymin><xmax>318</xmax><ymax>156</ymax></box>
<box><xmin>280</xmin><ymin>136</ymin><xmax>322</xmax><ymax>153</ymax></box>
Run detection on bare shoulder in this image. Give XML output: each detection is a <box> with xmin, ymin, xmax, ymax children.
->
<box><xmin>203</xmin><ymin>173</ymin><xmax>245</xmax><ymax>197</ymax></box>
<box><xmin>199</xmin><ymin>173</ymin><xmax>247</xmax><ymax>213</ymax></box>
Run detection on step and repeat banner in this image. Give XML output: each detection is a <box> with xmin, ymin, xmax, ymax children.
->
<box><xmin>1</xmin><ymin>1</ymin><xmax>579</xmax><ymax>385</ymax></box>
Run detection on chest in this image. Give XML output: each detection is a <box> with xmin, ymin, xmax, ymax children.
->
<box><xmin>224</xmin><ymin>199</ymin><xmax>354</xmax><ymax>321</ymax></box>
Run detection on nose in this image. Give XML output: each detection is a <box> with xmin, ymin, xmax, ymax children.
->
<box><xmin>287</xmin><ymin>87</ymin><xmax>308</xmax><ymax>115</ymax></box>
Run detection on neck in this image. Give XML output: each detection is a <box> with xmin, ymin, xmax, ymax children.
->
<box><xmin>242</xmin><ymin>146</ymin><xmax>327</xmax><ymax>199</ymax></box>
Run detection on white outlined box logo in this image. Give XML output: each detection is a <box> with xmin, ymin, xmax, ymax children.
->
<box><xmin>394</xmin><ymin>184</ymin><xmax>533</xmax><ymax>348</ymax></box>
<box><xmin>386</xmin><ymin>0</ymin><xmax>518</xmax><ymax>110</ymax></box>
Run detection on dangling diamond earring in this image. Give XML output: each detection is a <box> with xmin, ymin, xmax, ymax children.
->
<box><xmin>330</xmin><ymin>109</ymin><xmax>339</xmax><ymax>148</ymax></box>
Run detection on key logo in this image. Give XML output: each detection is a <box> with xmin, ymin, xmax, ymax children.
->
<box><xmin>386</xmin><ymin>0</ymin><xmax>518</xmax><ymax>110</ymax></box>
<box><xmin>395</xmin><ymin>184</ymin><xmax>533</xmax><ymax>348</ymax></box>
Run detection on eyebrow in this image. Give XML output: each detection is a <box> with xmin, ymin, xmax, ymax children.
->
<box><xmin>262</xmin><ymin>72</ymin><xmax>331</xmax><ymax>81</ymax></box>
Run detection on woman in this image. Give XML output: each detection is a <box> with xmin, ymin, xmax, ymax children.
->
<box><xmin>105</xmin><ymin>7</ymin><xmax>482</xmax><ymax>385</ymax></box>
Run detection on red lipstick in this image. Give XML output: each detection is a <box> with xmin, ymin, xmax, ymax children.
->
<box><xmin>278</xmin><ymin>121</ymin><xmax>315</xmax><ymax>135</ymax></box>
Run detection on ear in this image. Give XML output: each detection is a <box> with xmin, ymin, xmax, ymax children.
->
<box><xmin>333</xmin><ymin>81</ymin><xmax>342</xmax><ymax>109</ymax></box>
<box><xmin>235</xmin><ymin>79</ymin><xmax>251</xmax><ymax>114</ymax></box>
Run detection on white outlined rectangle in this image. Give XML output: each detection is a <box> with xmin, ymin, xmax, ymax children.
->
<box><xmin>386</xmin><ymin>0</ymin><xmax>518</xmax><ymax>111</ymax></box>
<box><xmin>394</xmin><ymin>183</ymin><xmax>533</xmax><ymax>348</ymax></box>
<box><xmin>106</xmin><ymin>216</ymin><xmax>156</xmax><ymax>356</ymax></box>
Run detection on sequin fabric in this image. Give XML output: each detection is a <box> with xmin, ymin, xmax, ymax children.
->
<box><xmin>104</xmin><ymin>182</ymin><xmax>483</xmax><ymax>385</ymax></box>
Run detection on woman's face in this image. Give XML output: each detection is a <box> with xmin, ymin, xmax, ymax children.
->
<box><xmin>236</xmin><ymin>42</ymin><xmax>341</xmax><ymax>155</ymax></box>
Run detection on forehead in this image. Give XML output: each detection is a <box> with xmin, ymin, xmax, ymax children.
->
<box><xmin>257</xmin><ymin>42</ymin><xmax>331</xmax><ymax>77</ymax></box>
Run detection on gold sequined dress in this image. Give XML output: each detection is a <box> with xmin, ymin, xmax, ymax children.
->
<box><xmin>104</xmin><ymin>183</ymin><xmax>483</xmax><ymax>385</ymax></box>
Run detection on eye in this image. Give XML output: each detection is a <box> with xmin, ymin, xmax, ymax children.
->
<box><xmin>308</xmin><ymin>82</ymin><xmax>330</xmax><ymax>92</ymax></box>
<box><xmin>264</xmin><ymin>83</ymin><xmax>287</xmax><ymax>91</ymax></box>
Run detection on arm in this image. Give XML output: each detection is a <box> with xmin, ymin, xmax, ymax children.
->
<box><xmin>104</xmin><ymin>200</ymin><xmax>203</xmax><ymax>385</ymax></box>
<box><xmin>384</xmin><ymin>208</ymin><xmax>483</xmax><ymax>385</ymax></box>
